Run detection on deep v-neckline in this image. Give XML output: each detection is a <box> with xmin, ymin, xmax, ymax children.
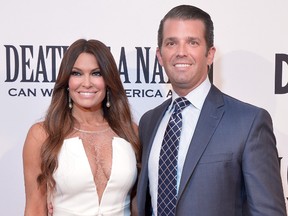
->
<box><xmin>51</xmin><ymin>136</ymin><xmax>137</xmax><ymax>215</ymax></box>
<box><xmin>78</xmin><ymin>136</ymin><xmax>116</xmax><ymax>206</ymax></box>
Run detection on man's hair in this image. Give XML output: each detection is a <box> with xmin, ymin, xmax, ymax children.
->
<box><xmin>158</xmin><ymin>5</ymin><xmax>214</xmax><ymax>51</ymax></box>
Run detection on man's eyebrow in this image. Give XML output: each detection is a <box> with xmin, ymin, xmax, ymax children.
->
<box><xmin>187</xmin><ymin>36</ymin><xmax>201</xmax><ymax>41</ymax></box>
<box><xmin>164</xmin><ymin>37</ymin><xmax>177</xmax><ymax>41</ymax></box>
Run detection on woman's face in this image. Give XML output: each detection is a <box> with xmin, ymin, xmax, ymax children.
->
<box><xmin>68</xmin><ymin>52</ymin><xmax>106</xmax><ymax>111</ymax></box>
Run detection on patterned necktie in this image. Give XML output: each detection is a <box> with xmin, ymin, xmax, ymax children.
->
<box><xmin>157</xmin><ymin>97</ymin><xmax>190</xmax><ymax>216</ymax></box>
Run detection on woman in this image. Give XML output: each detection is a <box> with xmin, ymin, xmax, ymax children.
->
<box><xmin>23</xmin><ymin>39</ymin><xmax>140</xmax><ymax>215</ymax></box>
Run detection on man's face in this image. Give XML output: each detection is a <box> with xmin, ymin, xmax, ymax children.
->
<box><xmin>157</xmin><ymin>18</ymin><xmax>215</xmax><ymax>96</ymax></box>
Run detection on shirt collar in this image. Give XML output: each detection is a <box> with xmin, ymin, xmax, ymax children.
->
<box><xmin>170</xmin><ymin>76</ymin><xmax>211</xmax><ymax>111</ymax></box>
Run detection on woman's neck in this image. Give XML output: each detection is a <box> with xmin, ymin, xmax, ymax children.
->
<box><xmin>72</xmin><ymin>107</ymin><xmax>107</xmax><ymax>128</ymax></box>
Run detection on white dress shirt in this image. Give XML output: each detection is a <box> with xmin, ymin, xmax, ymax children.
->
<box><xmin>148</xmin><ymin>77</ymin><xmax>211</xmax><ymax>215</ymax></box>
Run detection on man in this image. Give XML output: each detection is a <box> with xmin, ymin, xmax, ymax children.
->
<box><xmin>137</xmin><ymin>5</ymin><xmax>286</xmax><ymax>216</ymax></box>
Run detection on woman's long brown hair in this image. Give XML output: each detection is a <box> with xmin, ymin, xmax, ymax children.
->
<box><xmin>37</xmin><ymin>39</ymin><xmax>140</xmax><ymax>190</ymax></box>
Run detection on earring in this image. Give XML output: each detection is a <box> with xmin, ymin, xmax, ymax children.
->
<box><xmin>69</xmin><ymin>95</ymin><xmax>73</xmax><ymax>109</ymax></box>
<box><xmin>67</xmin><ymin>87</ymin><xmax>72</xmax><ymax>109</ymax></box>
<box><xmin>106</xmin><ymin>89</ymin><xmax>111</xmax><ymax>108</ymax></box>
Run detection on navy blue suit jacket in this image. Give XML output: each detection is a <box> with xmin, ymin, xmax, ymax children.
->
<box><xmin>137</xmin><ymin>85</ymin><xmax>286</xmax><ymax>216</ymax></box>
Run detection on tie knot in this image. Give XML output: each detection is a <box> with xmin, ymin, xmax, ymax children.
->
<box><xmin>173</xmin><ymin>97</ymin><xmax>190</xmax><ymax>113</ymax></box>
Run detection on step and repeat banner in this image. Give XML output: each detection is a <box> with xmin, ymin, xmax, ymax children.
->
<box><xmin>1</xmin><ymin>0</ymin><xmax>288</xmax><ymax>214</ymax></box>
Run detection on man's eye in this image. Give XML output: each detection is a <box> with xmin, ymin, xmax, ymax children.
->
<box><xmin>92</xmin><ymin>71</ymin><xmax>102</xmax><ymax>76</ymax></box>
<box><xmin>190</xmin><ymin>41</ymin><xmax>199</xmax><ymax>46</ymax></box>
<box><xmin>70</xmin><ymin>71</ymin><xmax>81</xmax><ymax>76</ymax></box>
<box><xmin>167</xmin><ymin>42</ymin><xmax>175</xmax><ymax>46</ymax></box>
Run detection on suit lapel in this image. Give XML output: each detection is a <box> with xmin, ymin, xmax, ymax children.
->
<box><xmin>177</xmin><ymin>86</ymin><xmax>225</xmax><ymax>200</ymax></box>
<box><xmin>137</xmin><ymin>99</ymin><xmax>173</xmax><ymax>214</ymax></box>
<box><xmin>141</xmin><ymin>98</ymin><xmax>172</xmax><ymax>169</ymax></box>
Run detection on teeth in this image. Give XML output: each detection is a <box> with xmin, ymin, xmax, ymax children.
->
<box><xmin>175</xmin><ymin>64</ymin><xmax>190</xmax><ymax>67</ymax></box>
<box><xmin>80</xmin><ymin>92</ymin><xmax>95</xmax><ymax>95</ymax></box>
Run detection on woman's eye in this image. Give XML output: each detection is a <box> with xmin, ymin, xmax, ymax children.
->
<box><xmin>70</xmin><ymin>71</ymin><xmax>81</xmax><ymax>76</ymax></box>
<box><xmin>92</xmin><ymin>71</ymin><xmax>102</xmax><ymax>76</ymax></box>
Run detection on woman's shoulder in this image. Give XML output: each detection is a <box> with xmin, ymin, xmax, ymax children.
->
<box><xmin>24</xmin><ymin>122</ymin><xmax>47</xmax><ymax>147</ymax></box>
<box><xmin>29</xmin><ymin>121</ymin><xmax>46</xmax><ymax>134</ymax></box>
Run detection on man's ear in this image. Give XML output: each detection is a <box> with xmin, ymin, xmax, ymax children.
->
<box><xmin>207</xmin><ymin>46</ymin><xmax>216</xmax><ymax>66</ymax></box>
<box><xmin>156</xmin><ymin>47</ymin><xmax>164</xmax><ymax>66</ymax></box>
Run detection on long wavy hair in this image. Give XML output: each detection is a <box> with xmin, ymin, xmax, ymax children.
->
<box><xmin>37</xmin><ymin>39</ymin><xmax>140</xmax><ymax>190</ymax></box>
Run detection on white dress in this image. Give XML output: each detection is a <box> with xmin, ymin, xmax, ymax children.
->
<box><xmin>49</xmin><ymin>136</ymin><xmax>137</xmax><ymax>216</ymax></box>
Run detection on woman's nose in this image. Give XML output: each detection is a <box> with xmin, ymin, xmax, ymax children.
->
<box><xmin>82</xmin><ymin>75</ymin><xmax>92</xmax><ymax>87</ymax></box>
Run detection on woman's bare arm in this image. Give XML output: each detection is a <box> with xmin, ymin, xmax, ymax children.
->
<box><xmin>23</xmin><ymin>123</ymin><xmax>48</xmax><ymax>216</ymax></box>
